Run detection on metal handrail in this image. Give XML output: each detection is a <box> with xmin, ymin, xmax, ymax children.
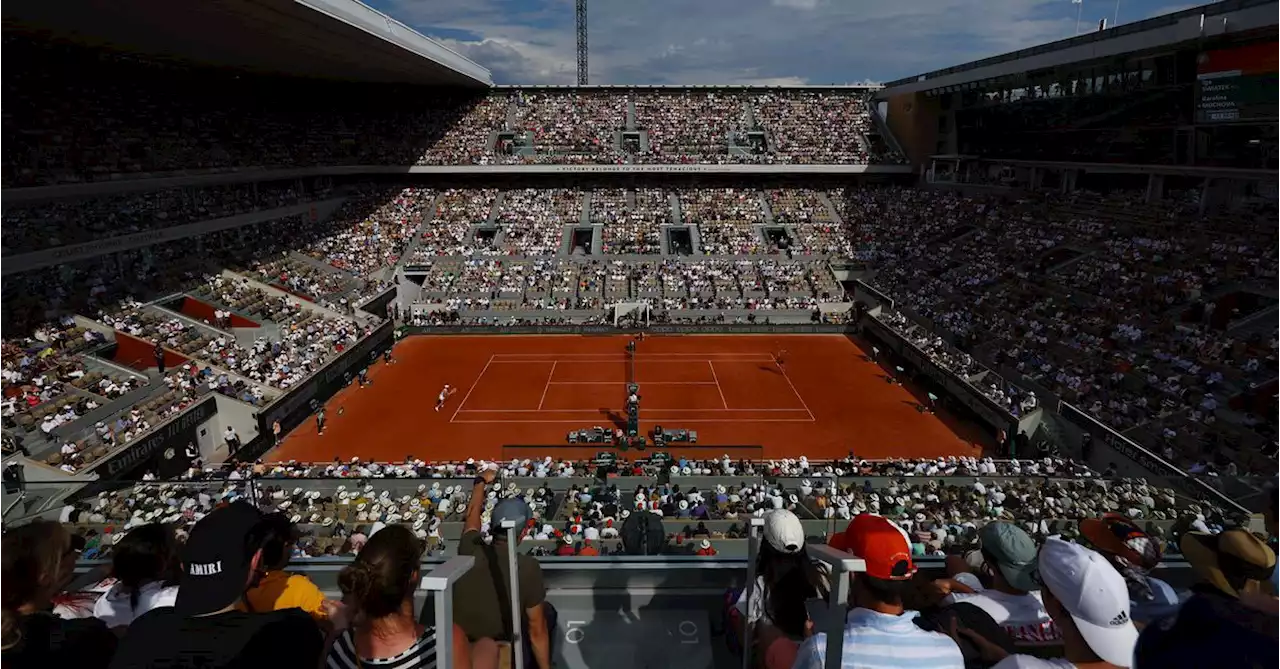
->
<box><xmin>806</xmin><ymin>544</ymin><xmax>868</xmax><ymax>669</ymax></box>
<box><xmin>500</xmin><ymin>519</ymin><xmax>526</xmax><ymax>669</ymax></box>
<box><xmin>418</xmin><ymin>555</ymin><xmax>477</xmax><ymax>669</ymax></box>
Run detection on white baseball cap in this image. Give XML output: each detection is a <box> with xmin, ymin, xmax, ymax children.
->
<box><xmin>1038</xmin><ymin>537</ymin><xmax>1138</xmax><ymax>667</ymax></box>
<box><xmin>763</xmin><ymin>509</ymin><xmax>805</xmax><ymax>554</ymax></box>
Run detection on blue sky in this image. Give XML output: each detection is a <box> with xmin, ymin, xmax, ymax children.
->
<box><xmin>368</xmin><ymin>0</ymin><xmax>1198</xmax><ymax>85</ymax></box>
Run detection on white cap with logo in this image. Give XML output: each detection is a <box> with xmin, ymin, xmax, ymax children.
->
<box><xmin>763</xmin><ymin>509</ymin><xmax>805</xmax><ymax>554</ymax></box>
<box><xmin>1038</xmin><ymin>537</ymin><xmax>1139</xmax><ymax>667</ymax></box>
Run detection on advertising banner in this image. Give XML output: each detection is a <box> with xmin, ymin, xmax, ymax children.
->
<box><xmin>1059</xmin><ymin>402</ymin><xmax>1245</xmax><ymax>513</ymax></box>
<box><xmin>91</xmin><ymin>395</ymin><xmax>218</xmax><ymax>479</ymax></box>
<box><xmin>403</xmin><ymin>323</ymin><xmax>853</xmax><ymax>336</ymax></box>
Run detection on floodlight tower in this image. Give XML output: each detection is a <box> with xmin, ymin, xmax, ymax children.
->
<box><xmin>575</xmin><ymin>0</ymin><xmax>588</xmax><ymax>85</ymax></box>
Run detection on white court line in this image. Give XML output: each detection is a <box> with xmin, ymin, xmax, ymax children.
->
<box><xmin>456</xmin><ymin>408</ymin><xmax>808</xmax><ymax>413</ymax></box>
<box><xmin>492</xmin><ymin>352</ymin><xmax>776</xmax><ymax>358</ymax></box>
<box><xmin>708</xmin><ymin>361</ymin><xmax>728</xmax><ymax>409</ymax></box>
<box><xmin>547</xmin><ymin>381</ymin><xmax>719</xmax><ymax>386</ymax></box>
<box><xmin>451</xmin><ymin>417</ymin><xmax>816</xmax><ymax>424</ymax></box>
<box><xmin>774</xmin><ymin>354</ymin><xmax>816</xmax><ymax>421</ymax></box>
<box><xmin>536</xmin><ymin>361</ymin><xmax>558</xmax><ymax>410</ymax></box>
<box><xmin>487</xmin><ymin>357</ymin><xmax>773</xmax><ymax>363</ymax></box>
<box><xmin>448</xmin><ymin>354</ymin><xmax>494</xmax><ymax>423</ymax></box>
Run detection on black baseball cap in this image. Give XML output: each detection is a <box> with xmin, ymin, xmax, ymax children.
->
<box><xmin>175</xmin><ymin>501</ymin><xmax>264</xmax><ymax>616</ymax></box>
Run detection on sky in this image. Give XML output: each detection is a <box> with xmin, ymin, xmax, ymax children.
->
<box><xmin>367</xmin><ymin>0</ymin><xmax>1199</xmax><ymax>85</ymax></box>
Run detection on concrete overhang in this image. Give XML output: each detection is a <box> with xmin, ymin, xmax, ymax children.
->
<box><xmin>877</xmin><ymin>0</ymin><xmax>1275</xmax><ymax>99</ymax></box>
<box><xmin>2</xmin><ymin>0</ymin><xmax>492</xmax><ymax>86</ymax></box>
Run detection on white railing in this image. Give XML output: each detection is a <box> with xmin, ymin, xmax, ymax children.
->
<box><xmin>418</xmin><ymin>555</ymin><xmax>476</xmax><ymax>669</ymax></box>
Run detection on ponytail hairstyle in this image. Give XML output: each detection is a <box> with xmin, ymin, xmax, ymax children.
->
<box><xmin>109</xmin><ymin>523</ymin><xmax>180</xmax><ymax>611</ymax></box>
<box><xmin>337</xmin><ymin>525</ymin><xmax>424</xmax><ymax>622</ymax></box>
<box><xmin>2</xmin><ymin>521</ymin><xmax>73</xmax><ymax>650</ymax></box>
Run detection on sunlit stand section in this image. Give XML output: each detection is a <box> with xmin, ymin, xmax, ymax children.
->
<box><xmin>419</xmin><ymin>555</ymin><xmax>476</xmax><ymax>669</ymax></box>
<box><xmin>806</xmin><ymin>544</ymin><xmax>867</xmax><ymax>669</ymax></box>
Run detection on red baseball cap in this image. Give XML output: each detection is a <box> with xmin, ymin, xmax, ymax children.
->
<box><xmin>828</xmin><ymin>514</ymin><xmax>916</xmax><ymax>580</ymax></box>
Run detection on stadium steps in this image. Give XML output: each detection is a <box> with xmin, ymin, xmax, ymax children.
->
<box><xmin>487</xmin><ymin>191</ymin><xmax>505</xmax><ymax>226</ymax></box>
<box><xmin>394</xmin><ymin>192</ymin><xmax>442</xmax><ymax>271</ymax></box>
<box><xmin>285</xmin><ymin>251</ymin><xmax>363</xmax><ymax>284</ymax></box>
<box><xmin>184</xmin><ymin>287</ymin><xmax>283</xmax><ymax>344</ymax></box>
<box><xmin>757</xmin><ymin>191</ymin><xmax>775</xmax><ymax>224</ymax></box>
<box><xmin>626</xmin><ymin>97</ymin><xmax>637</xmax><ymax>130</ymax></box>
<box><xmin>815</xmin><ymin>191</ymin><xmax>844</xmax><ymax>226</ymax></box>
<box><xmin>505</xmin><ymin>98</ymin><xmax>520</xmax><ymax>129</ymax></box>
<box><xmin>217</xmin><ymin>269</ymin><xmax>353</xmax><ymax>326</ymax></box>
<box><xmin>580</xmin><ymin>191</ymin><xmax>593</xmax><ymax>226</ymax></box>
<box><xmin>669</xmin><ymin>192</ymin><xmax>683</xmax><ymax>225</ymax></box>
<box><xmin>864</xmin><ymin>96</ymin><xmax>906</xmax><ymax>158</ymax></box>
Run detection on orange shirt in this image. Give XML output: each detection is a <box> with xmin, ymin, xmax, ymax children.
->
<box><xmin>245</xmin><ymin>570</ymin><xmax>327</xmax><ymax>618</ymax></box>
<box><xmin>578</xmin><ymin>545</ymin><xmax>600</xmax><ymax>556</ymax></box>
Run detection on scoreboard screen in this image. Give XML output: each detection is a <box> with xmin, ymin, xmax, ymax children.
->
<box><xmin>1196</xmin><ymin>42</ymin><xmax>1278</xmax><ymax>124</ymax></box>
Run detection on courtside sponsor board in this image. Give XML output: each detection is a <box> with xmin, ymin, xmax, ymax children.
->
<box><xmin>91</xmin><ymin>395</ymin><xmax>218</xmax><ymax>479</ymax></box>
<box><xmin>249</xmin><ymin>320</ymin><xmax>396</xmax><ymax>457</ymax></box>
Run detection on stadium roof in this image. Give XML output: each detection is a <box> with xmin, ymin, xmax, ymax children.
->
<box><xmin>878</xmin><ymin>0</ymin><xmax>1276</xmax><ymax>97</ymax></box>
<box><xmin>2</xmin><ymin>0</ymin><xmax>492</xmax><ymax>87</ymax></box>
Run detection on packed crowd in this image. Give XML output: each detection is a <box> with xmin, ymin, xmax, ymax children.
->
<box><xmin>411</xmin><ymin>189</ymin><xmax>501</xmax><ymax>259</ymax></box>
<box><xmin>843</xmin><ymin>186</ymin><xmax>1278</xmax><ymax>474</ymax></box>
<box><xmin>495</xmin><ymin>189</ymin><xmax>581</xmax><ymax>256</ymax></box>
<box><xmin>4</xmin><ymin>36</ymin><xmax>899</xmax><ymax>187</ymax></box>
<box><xmin>1</xmin><ymin>181</ymin><xmax>317</xmax><ymax>256</ymax></box>
<box><xmin>4</xmin><ymin>460</ymin><xmax>1274</xmax><ymax>669</ymax></box>
<box><xmin>769</xmin><ymin>189</ymin><xmax>855</xmax><ymax>256</ymax></box>
<box><xmin>596</xmin><ymin>189</ymin><xmax>671</xmax><ymax>254</ymax></box>
<box><xmin>634</xmin><ymin>90</ymin><xmax>749</xmax><ymax>162</ymax></box>
<box><xmin>503</xmin><ymin>91</ymin><xmax>627</xmax><ymax>162</ymax></box>
<box><xmin>49</xmin><ymin>454</ymin><xmax>1239</xmax><ymax>556</ymax></box>
<box><xmin>682</xmin><ymin>188</ymin><xmax>768</xmax><ymax>255</ymax></box>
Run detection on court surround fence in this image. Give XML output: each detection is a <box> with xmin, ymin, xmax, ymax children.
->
<box><xmin>234</xmin><ymin>319</ymin><xmax>397</xmax><ymax>463</ymax></box>
<box><xmin>400</xmin><ymin>323</ymin><xmax>852</xmax><ymax>336</ymax></box>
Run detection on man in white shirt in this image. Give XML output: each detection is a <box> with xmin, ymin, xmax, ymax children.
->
<box><xmin>939</xmin><ymin>522</ymin><xmax>1061</xmax><ymax>648</ymax></box>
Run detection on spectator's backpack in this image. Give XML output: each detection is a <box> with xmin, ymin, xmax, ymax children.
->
<box><xmin>621</xmin><ymin>511</ymin><xmax>665</xmax><ymax>556</ymax></box>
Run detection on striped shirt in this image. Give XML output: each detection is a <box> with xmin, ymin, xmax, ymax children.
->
<box><xmin>791</xmin><ymin>608</ymin><xmax>965</xmax><ymax>669</ymax></box>
<box><xmin>326</xmin><ymin>626</ymin><xmax>438</xmax><ymax>669</ymax></box>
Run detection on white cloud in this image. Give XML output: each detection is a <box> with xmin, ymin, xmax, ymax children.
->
<box><xmin>381</xmin><ymin>0</ymin><xmax>1093</xmax><ymax>85</ymax></box>
<box><xmin>771</xmin><ymin>0</ymin><xmax>821</xmax><ymax>10</ymax></box>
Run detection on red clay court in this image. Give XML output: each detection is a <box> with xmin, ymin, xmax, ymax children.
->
<box><xmin>268</xmin><ymin>335</ymin><xmax>987</xmax><ymax>463</ymax></box>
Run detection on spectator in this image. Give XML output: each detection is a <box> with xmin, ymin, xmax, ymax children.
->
<box><xmin>1</xmin><ymin>520</ymin><xmax>116</xmax><ymax>667</ymax></box>
<box><xmin>1265</xmin><ymin>480</ymin><xmax>1278</xmax><ymax>592</ymax></box>
<box><xmin>732</xmin><ymin>509</ymin><xmax>827</xmax><ymax>667</ymax></box>
<box><xmin>453</xmin><ymin>468</ymin><xmax>553</xmax><ymax>669</ymax></box>
<box><xmin>695</xmin><ymin>539</ymin><xmax>718</xmax><ymax>556</ymax></box>
<box><xmin>244</xmin><ymin>513</ymin><xmax>327</xmax><ymax>619</ymax></box>
<box><xmin>980</xmin><ymin>538</ymin><xmax>1140</xmax><ymax>669</ymax></box>
<box><xmin>93</xmin><ymin>524</ymin><xmax>181</xmax><ymax>630</ymax></box>
<box><xmin>791</xmin><ymin>514</ymin><xmax>964</xmax><ymax>669</ymax></box>
<box><xmin>1079</xmin><ymin>514</ymin><xmax>1181</xmax><ymax>624</ymax></box>
<box><xmin>1132</xmin><ymin>528</ymin><xmax>1277</xmax><ymax>669</ymax></box>
<box><xmin>734</xmin><ymin>509</ymin><xmax>828</xmax><ymax>633</ymax></box>
<box><xmin>329</xmin><ymin>523</ymin><xmax>475</xmax><ymax>669</ymax></box>
<box><xmin>108</xmin><ymin>501</ymin><xmax>327</xmax><ymax>668</ymax></box>
<box><xmin>939</xmin><ymin>522</ymin><xmax>1060</xmax><ymax>647</ymax></box>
